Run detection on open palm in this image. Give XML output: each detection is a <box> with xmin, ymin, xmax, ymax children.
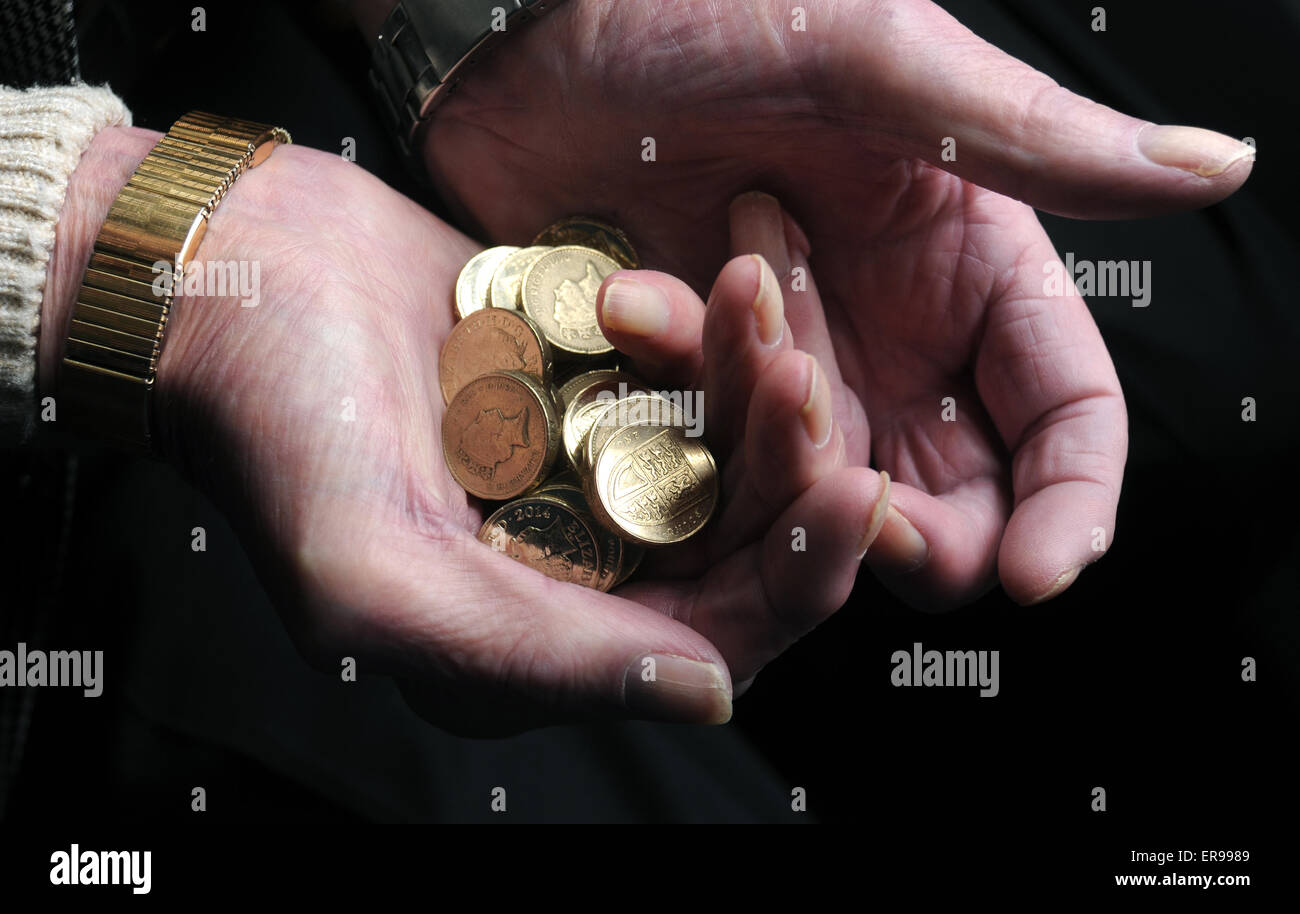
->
<box><xmin>141</xmin><ymin>140</ymin><xmax>881</xmax><ymax>734</ymax></box>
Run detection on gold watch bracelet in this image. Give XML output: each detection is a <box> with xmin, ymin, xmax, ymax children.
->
<box><xmin>59</xmin><ymin>111</ymin><xmax>290</xmax><ymax>452</ymax></box>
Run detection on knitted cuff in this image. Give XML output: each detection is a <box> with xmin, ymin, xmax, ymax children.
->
<box><xmin>0</xmin><ymin>82</ymin><xmax>130</xmax><ymax>445</ymax></box>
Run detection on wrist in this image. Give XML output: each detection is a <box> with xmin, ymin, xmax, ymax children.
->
<box><xmin>43</xmin><ymin>119</ymin><xmax>291</xmax><ymax>464</ymax></box>
<box><xmin>40</xmin><ymin>126</ymin><xmax>160</xmax><ymax>406</ymax></box>
<box><xmin>148</xmin><ymin>141</ymin><xmax>295</xmax><ymax>475</ymax></box>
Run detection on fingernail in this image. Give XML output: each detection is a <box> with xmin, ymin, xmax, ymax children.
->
<box><xmin>730</xmin><ymin>191</ymin><xmax>791</xmax><ymax>277</ymax></box>
<box><xmin>1137</xmin><ymin>125</ymin><xmax>1255</xmax><ymax>177</ymax></box>
<box><xmin>857</xmin><ymin>470</ymin><xmax>892</xmax><ymax>559</ymax></box>
<box><xmin>800</xmin><ymin>354</ymin><xmax>832</xmax><ymax>448</ymax></box>
<box><xmin>865</xmin><ymin>505</ymin><xmax>930</xmax><ymax>574</ymax></box>
<box><xmin>1026</xmin><ymin>565</ymin><xmax>1082</xmax><ymax>606</ymax></box>
<box><xmin>751</xmin><ymin>254</ymin><xmax>784</xmax><ymax>346</ymax></box>
<box><xmin>601</xmin><ymin>280</ymin><xmax>670</xmax><ymax>337</ymax></box>
<box><xmin>624</xmin><ymin>653</ymin><xmax>733</xmax><ymax>724</ymax></box>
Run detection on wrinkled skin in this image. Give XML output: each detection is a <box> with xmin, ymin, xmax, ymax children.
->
<box><xmin>123</xmin><ymin>136</ymin><xmax>881</xmax><ymax>736</ymax></box>
<box><xmin>51</xmin><ymin>0</ymin><xmax>1251</xmax><ymax>735</ymax></box>
<box><xmin>425</xmin><ymin>0</ymin><xmax>1252</xmax><ymax>608</ymax></box>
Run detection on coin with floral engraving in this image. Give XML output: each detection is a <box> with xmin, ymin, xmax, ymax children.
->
<box><xmin>442</xmin><ymin>370</ymin><xmax>559</xmax><ymax>500</ymax></box>
<box><xmin>521</xmin><ymin>246</ymin><xmax>619</xmax><ymax>357</ymax></box>
<box><xmin>439</xmin><ymin>308</ymin><xmax>552</xmax><ymax>405</ymax></box>
<box><xmin>587</xmin><ymin>422</ymin><xmax>718</xmax><ymax>546</ymax></box>
<box><xmin>455</xmin><ymin>245</ymin><xmax>518</xmax><ymax>319</ymax></box>
<box><xmin>478</xmin><ymin>494</ymin><xmax>601</xmax><ymax>589</ymax></box>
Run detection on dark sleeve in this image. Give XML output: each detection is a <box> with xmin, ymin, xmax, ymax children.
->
<box><xmin>0</xmin><ymin>0</ymin><xmax>80</xmax><ymax>87</ymax></box>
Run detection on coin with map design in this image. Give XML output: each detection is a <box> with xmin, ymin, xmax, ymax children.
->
<box><xmin>521</xmin><ymin>246</ymin><xmax>619</xmax><ymax>357</ymax></box>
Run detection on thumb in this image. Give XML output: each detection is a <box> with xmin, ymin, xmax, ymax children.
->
<box><xmin>817</xmin><ymin>0</ymin><xmax>1254</xmax><ymax>218</ymax></box>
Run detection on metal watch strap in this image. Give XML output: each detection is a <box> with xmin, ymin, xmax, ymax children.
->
<box><xmin>59</xmin><ymin>111</ymin><xmax>291</xmax><ymax>452</ymax></box>
<box><xmin>370</xmin><ymin>0</ymin><xmax>560</xmax><ymax>162</ymax></box>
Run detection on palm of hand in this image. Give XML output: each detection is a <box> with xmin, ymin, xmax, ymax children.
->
<box><xmin>165</xmin><ymin>145</ymin><xmax>878</xmax><ymax>733</ymax></box>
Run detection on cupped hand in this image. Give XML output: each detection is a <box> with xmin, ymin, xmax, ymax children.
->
<box><xmin>423</xmin><ymin>0</ymin><xmax>1255</xmax><ymax>607</ymax></box>
<box><xmin>120</xmin><ymin>140</ymin><xmax>879</xmax><ymax>733</ymax></box>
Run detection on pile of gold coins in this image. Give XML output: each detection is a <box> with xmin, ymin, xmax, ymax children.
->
<box><xmin>439</xmin><ymin>217</ymin><xmax>720</xmax><ymax>591</ymax></box>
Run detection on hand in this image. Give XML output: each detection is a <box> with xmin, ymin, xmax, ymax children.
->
<box><xmin>419</xmin><ymin>0</ymin><xmax>1255</xmax><ymax>608</ymax></box>
<box><xmin>46</xmin><ymin>128</ymin><xmax>884</xmax><ymax>733</ymax></box>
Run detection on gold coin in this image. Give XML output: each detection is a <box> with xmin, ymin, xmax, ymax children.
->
<box><xmin>556</xmin><ymin>369</ymin><xmax>596</xmax><ymax>411</ymax></box>
<box><xmin>455</xmin><ymin>245</ymin><xmax>518</xmax><ymax>319</ymax></box>
<box><xmin>490</xmin><ymin>245</ymin><xmax>551</xmax><ymax>310</ymax></box>
<box><xmin>557</xmin><ymin>367</ymin><xmax>641</xmax><ymax>411</ymax></box>
<box><xmin>581</xmin><ymin>392</ymin><xmax>684</xmax><ymax>476</ymax></box>
<box><xmin>442</xmin><ymin>370</ymin><xmax>560</xmax><ymax>500</ymax></box>
<box><xmin>478</xmin><ymin>494</ymin><xmax>602</xmax><ymax>589</ymax></box>
<box><xmin>438</xmin><ymin>308</ymin><xmax>552</xmax><ymax>405</ymax></box>
<box><xmin>521</xmin><ymin>245</ymin><xmax>620</xmax><ymax>358</ymax></box>
<box><xmin>587</xmin><ymin>422</ymin><xmax>718</xmax><ymax>546</ymax></box>
<box><xmin>561</xmin><ymin>371</ymin><xmax>646</xmax><ymax>471</ymax></box>
<box><xmin>532</xmin><ymin>216</ymin><xmax>640</xmax><ymax>269</ymax></box>
<box><xmin>537</xmin><ymin>483</ymin><xmax>622</xmax><ymax>592</ymax></box>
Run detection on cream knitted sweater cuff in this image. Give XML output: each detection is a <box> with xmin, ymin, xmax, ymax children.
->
<box><xmin>0</xmin><ymin>83</ymin><xmax>131</xmax><ymax>446</ymax></box>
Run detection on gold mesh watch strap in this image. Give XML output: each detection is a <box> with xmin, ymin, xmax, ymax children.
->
<box><xmin>59</xmin><ymin>111</ymin><xmax>291</xmax><ymax>452</ymax></box>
